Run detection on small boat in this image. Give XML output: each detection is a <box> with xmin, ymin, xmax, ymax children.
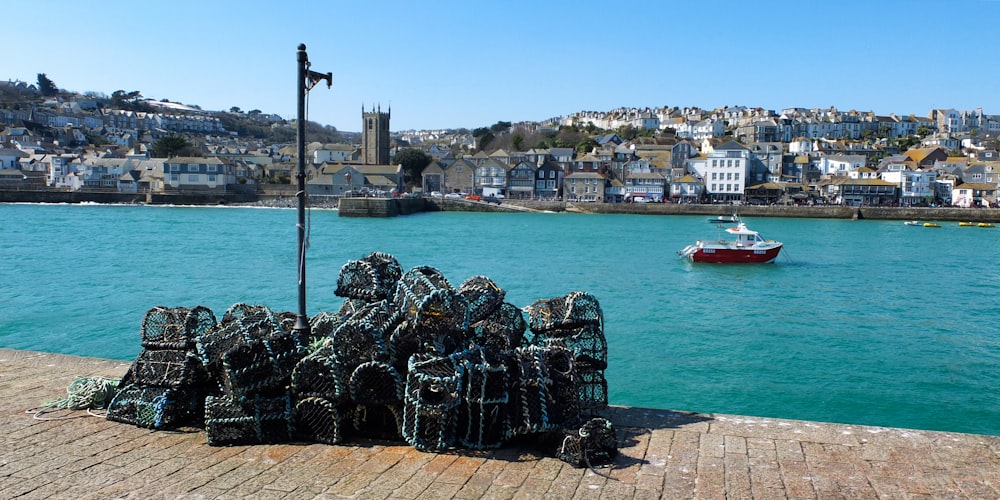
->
<box><xmin>678</xmin><ymin>220</ymin><xmax>783</xmax><ymax>263</ymax></box>
<box><xmin>978</xmin><ymin>222</ymin><xmax>995</xmax><ymax>228</ymax></box>
<box><xmin>923</xmin><ymin>222</ymin><xmax>941</xmax><ymax>228</ymax></box>
<box><xmin>959</xmin><ymin>221</ymin><xmax>975</xmax><ymax>227</ymax></box>
<box><xmin>904</xmin><ymin>220</ymin><xmax>922</xmax><ymax>226</ymax></box>
<box><xmin>707</xmin><ymin>215</ymin><xmax>739</xmax><ymax>224</ymax></box>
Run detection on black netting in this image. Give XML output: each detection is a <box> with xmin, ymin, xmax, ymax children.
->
<box><xmin>121</xmin><ymin>349</ymin><xmax>206</xmax><ymax>389</ymax></box>
<box><xmin>205</xmin><ymin>393</ymin><xmax>293</xmax><ymax>446</ymax></box>
<box><xmin>351</xmin><ymin>403</ymin><xmax>403</xmax><ymax>440</ymax></box>
<box><xmin>220</xmin><ymin>330</ymin><xmax>306</xmax><ymax>400</ymax></box>
<box><xmin>575</xmin><ymin>369</ymin><xmax>609</xmax><ymax>414</ymax></box>
<box><xmin>532</xmin><ymin>323</ymin><xmax>607</xmax><ymax>370</ymax></box>
<box><xmin>335</xmin><ymin>251</ymin><xmax>403</xmax><ymax>301</ymax></box>
<box><xmin>330</xmin><ymin>299</ymin><xmax>395</xmax><ymax>364</ymax></box>
<box><xmin>106</xmin><ymin>383</ymin><xmax>202</xmax><ymax>429</ymax></box>
<box><xmin>524</xmin><ymin>291</ymin><xmax>603</xmax><ymax>334</ymax></box>
<box><xmin>456</xmin><ymin>348</ymin><xmax>510</xmax><ymax>449</ymax></box>
<box><xmin>508</xmin><ymin>345</ymin><xmax>578</xmax><ymax>437</ymax></box>
<box><xmin>458</xmin><ymin>275</ymin><xmax>506</xmax><ymax>323</ymax></box>
<box><xmin>140</xmin><ymin>305</ymin><xmax>217</xmax><ymax>350</ymax></box>
<box><xmin>291</xmin><ymin>341</ymin><xmax>349</xmax><ymax>401</ymax></box>
<box><xmin>402</xmin><ymin>353</ymin><xmax>464</xmax><ymax>452</ymax></box>
<box><xmin>468</xmin><ymin>302</ymin><xmax>526</xmax><ymax>352</ymax></box>
<box><xmin>556</xmin><ymin>417</ymin><xmax>618</xmax><ymax>468</ymax></box>
<box><xmin>349</xmin><ymin>360</ymin><xmax>404</xmax><ymax>406</ymax></box>
<box><xmin>294</xmin><ymin>396</ymin><xmax>351</xmax><ymax>445</ymax></box>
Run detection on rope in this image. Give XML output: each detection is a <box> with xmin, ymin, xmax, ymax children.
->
<box><xmin>27</xmin><ymin>375</ymin><xmax>120</xmax><ymax>420</ymax></box>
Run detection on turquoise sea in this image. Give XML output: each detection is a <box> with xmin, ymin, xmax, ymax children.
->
<box><xmin>1</xmin><ymin>203</ymin><xmax>998</xmax><ymax>435</ymax></box>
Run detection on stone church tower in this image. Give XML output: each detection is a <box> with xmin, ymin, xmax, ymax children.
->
<box><xmin>362</xmin><ymin>104</ymin><xmax>390</xmax><ymax>165</ymax></box>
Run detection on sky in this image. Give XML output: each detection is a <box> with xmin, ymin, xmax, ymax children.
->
<box><xmin>10</xmin><ymin>0</ymin><xmax>1000</xmax><ymax>133</ymax></box>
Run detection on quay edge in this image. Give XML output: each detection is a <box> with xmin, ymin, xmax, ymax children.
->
<box><xmin>1</xmin><ymin>348</ymin><xmax>997</xmax><ymax>499</ymax></box>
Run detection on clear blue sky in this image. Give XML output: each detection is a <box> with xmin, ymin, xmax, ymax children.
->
<box><xmin>10</xmin><ymin>0</ymin><xmax>1000</xmax><ymax>133</ymax></box>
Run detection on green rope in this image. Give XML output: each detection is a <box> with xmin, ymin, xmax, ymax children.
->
<box><xmin>40</xmin><ymin>375</ymin><xmax>121</xmax><ymax>411</ymax></box>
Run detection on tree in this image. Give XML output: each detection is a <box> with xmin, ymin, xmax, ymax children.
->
<box><xmin>489</xmin><ymin>121</ymin><xmax>512</xmax><ymax>134</ymax></box>
<box><xmin>230</xmin><ymin>106</ymin><xmax>242</xmax><ymax>114</ymax></box>
<box><xmin>512</xmin><ymin>133</ymin><xmax>524</xmax><ymax>151</ymax></box>
<box><xmin>153</xmin><ymin>135</ymin><xmax>193</xmax><ymax>158</ymax></box>
<box><xmin>394</xmin><ymin>148</ymin><xmax>432</xmax><ymax>188</ymax></box>
<box><xmin>37</xmin><ymin>73</ymin><xmax>58</xmax><ymax>96</ymax></box>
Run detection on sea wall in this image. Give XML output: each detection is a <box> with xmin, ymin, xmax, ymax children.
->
<box><xmin>498</xmin><ymin>201</ymin><xmax>1000</xmax><ymax>222</ymax></box>
<box><xmin>337</xmin><ymin>197</ymin><xmax>426</xmax><ymax>217</ymax></box>
<box><xmin>0</xmin><ymin>189</ymin><xmax>256</xmax><ymax>205</ymax></box>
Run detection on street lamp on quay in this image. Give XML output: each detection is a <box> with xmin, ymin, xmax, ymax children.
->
<box><xmin>293</xmin><ymin>43</ymin><xmax>332</xmax><ymax>338</ymax></box>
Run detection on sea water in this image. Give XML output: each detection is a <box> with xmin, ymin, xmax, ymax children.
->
<box><xmin>1</xmin><ymin>203</ymin><xmax>997</xmax><ymax>435</ymax></box>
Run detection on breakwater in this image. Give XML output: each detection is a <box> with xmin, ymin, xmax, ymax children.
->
<box><xmin>4</xmin><ymin>188</ymin><xmax>999</xmax><ymax>221</ymax></box>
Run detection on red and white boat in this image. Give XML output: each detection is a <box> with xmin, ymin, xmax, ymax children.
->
<box><xmin>678</xmin><ymin>219</ymin><xmax>783</xmax><ymax>263</ymax></box>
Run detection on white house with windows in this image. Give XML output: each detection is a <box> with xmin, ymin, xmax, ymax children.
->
<box><xmin>879</xmin><ymin>164</ymin><xmax>937</xmax><ymax>205</ymax></box>
<box><xmin>163</xmin><ymin>157</ymin><xmax>234</xmax><ymax>191</ymax></box>
<box><xmin>702</xmin><ymin>140</ymin><xmax>750</xmax><ymax>202</ymax></box>
<box><xmin>816</xmin><ymin>154</ymin><xmax>867</xmax><ymax>176</ymax></box>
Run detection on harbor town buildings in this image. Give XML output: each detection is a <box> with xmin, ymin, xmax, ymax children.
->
<box><xmin>1</xmin><ymin>79</ymin><xmax>999</xmax><ymax>207</ymax></box>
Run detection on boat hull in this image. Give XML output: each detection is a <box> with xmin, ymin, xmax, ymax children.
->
<box><xmin>688</xmin><ymin>245</ymin><xmax>783</xmax><ymax>263</ymax></box>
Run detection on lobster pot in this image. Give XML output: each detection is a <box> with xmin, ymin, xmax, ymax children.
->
<box><xmin>220</xmin><ymin>330</ymin><xmax>306</xmax><ymax>400</ymax></box>
<box><xmin>294</xmin><ymin>396</ymin><xmax>352</xmax><ymax>445</ymax></box>
<box><xmin>458</xmin><ymin>275</ymin><xmax>506</xmax><ymax>323</ymax></box>
<box><xmin>524</xmin><ymin>291</ymin><xmax>603</xmax><ymax>335</ymax></box>
<box><xmin>291</xmin><ymin>342</ymin><xmax>349</xmax><ymax>401</ymax></box>
<box><xmin>196</xmin><ymin>315</ymin><xmax>280</xmax><ymax>390</ymax></box>
<box><xmin>468</xmin><ymin>302</ymin><xmax>526</xmax><ymax>352</ymax></box>
<box><xmin>335</xmin><ymin>251</ymin><xmax>403</xmax><ymax>301</ymax></box>
<box><xmin>556</xmin><ymin>417</ymin><xmax>618</xmax><ymax>468</ymax></box>
<box><xmin>509</xmin><ymin>346</ymin><xmax>577</xmax><ymax>437</ymax></box>
<box><xmin>575</xmin><ymin>369</ymin><xmax>609</xmax><ymax>414</ymax></box>
<box><xmin>122</xmin><ymin>348</ymin><xmax>206</xmax><ymax>389</ymax></box>
<box><xmin>140</xmin><ymin>305</ymin><xmax>217</xmax><ymax>350</ymax></box>
<box><xmin>401</xmin><ymin>354</ymin><xmax>464</xmax><ymax>452</ymax></box>
<box><xmin>330</xmin><ymin>300</ymin><xmax>395</xmax><ymax>365</ymax></box>
<box><xmin>387</xmin><ymin>321</ymin><xmax>420</xmax><ymax>371</ymax></box>
<box><xmin>352</xmin><ymin>403</ymin><xmax>404</xmax><ymax>440</ymax></box>
<box><xmin>220</xmin><ymin>303</ymin><xmax>281</xmax><ymax>326</ymax></box>
<box><xmin>205</xmin><ymin>393</ymin><xmax>293</xmax><ymax>446</ymax></box>
<box><xmin>106</xmin><ymin>383</ymin><xmax>202</xmax><ymax>430</ymax></box>
<box><xmin>456</xmin><ymin>348</ymin><xmax>510</xmax><ymax>449</ymax></box>
<box><xmin>349</xmin><ymin>360</ymin><xmax>404</xmax><ymax>406</ymax></box>
<box><xmin>310</xmin><ymin>311</ymin><xmax>344</xmax><ymax>343</ymax></box>
<box><xmin>534</xmin><ymin>323</ymin><xmax>607</xmax><ymax>371</ymax></box>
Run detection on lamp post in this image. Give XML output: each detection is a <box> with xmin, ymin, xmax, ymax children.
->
<box><xmin>294</xmin><ymin>43</ymin><xmax>332</xmax><ymax>338</ymax></box>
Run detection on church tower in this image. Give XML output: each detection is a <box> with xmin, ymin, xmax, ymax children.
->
<box><xmin>362</xmin><ymin>104</ymin><xmax>391</xmax><ymax>165</ymax></box>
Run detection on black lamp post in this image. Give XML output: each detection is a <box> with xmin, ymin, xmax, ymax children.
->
<box><xmin>294</xmin><ymin>43</ymin><xmax>332</xmax><ymax>337</ymax></box>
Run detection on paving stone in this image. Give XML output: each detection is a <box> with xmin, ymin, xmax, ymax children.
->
<box><xmin>1</xmin><ymin>348</ymin><xmax>997</xmax><ymax>499</ymax></box>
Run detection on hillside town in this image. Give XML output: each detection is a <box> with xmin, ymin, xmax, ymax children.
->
<box><xmin>2</xmin><ymin>77</ymin><xmax>999</xmax><ymax>208</ymax></box>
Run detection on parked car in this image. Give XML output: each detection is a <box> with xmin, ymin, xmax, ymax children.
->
<box><xmin>483</xmin><ymin>196</ymin><xmax>501</xmax><ymax>205</ymax></box>
<box><xmin>429</xmin><ymin>191</ymin><xmax>443</xmax><ymax>198</ymax></box>
<box><xmin>465</xmin><ymin>194</ymin><xmax>481</xmax><ymax>201</ymax></box>
<box><xmin>444</xmin><ymin>193</ymin><xmax>462</xmax><ymax>199</ymax></box>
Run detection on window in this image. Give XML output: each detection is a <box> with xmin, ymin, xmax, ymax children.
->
<box><xmin>188</xmin><ymin>174</ymin><xmax>199</xmax><ymax>182</ymax></box>
<box><xmin>549</xmin><ymin>171</ymin><xmax>555</xmax><ymax>179</ymax></box>
<box><xmin>170</xmin><ymin>173</ymin><xmax>179</xmax><ymax>181</ymax></box>
<box><xmin>207</xmin><ymin>165</ymin><xmax>217</xmax><ymax>173</ymax></box>
<box><xmin>208</xmin><ymin>175</ymin><xmax>216</xmax><ymax>182</ymax></box>
<box><xmin>169</xmin><ymin>164</ymin><xmax>179</xmax><ymax>172</ymax></box>
<box><xmin>711</xmin><ymin>172</ymin><xmax>717</xmax><ymax>180</ymax></box>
